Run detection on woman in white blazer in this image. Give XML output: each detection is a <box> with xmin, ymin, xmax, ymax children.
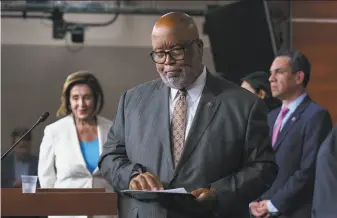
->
<box><xmin>38</xmin><ymin>71</ymin><xmax>117</xmax><ymax>218</ymax></box>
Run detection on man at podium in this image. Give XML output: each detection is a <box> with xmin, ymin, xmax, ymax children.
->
<box><xmin>99</xmin><ymin>12</ymin><xmax>278</xmax><ymax>218</ymax></box>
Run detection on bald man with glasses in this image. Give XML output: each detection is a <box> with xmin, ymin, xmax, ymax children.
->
<box><xmin>99</xmin><ymin>12</ymin><xmax>278</xmax><ymax>218</ymax></box>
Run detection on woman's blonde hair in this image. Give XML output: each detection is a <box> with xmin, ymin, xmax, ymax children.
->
<box><xmin>56</xmin><ymin>71</ymin><xmax>104</xmax><ymax>117</ymax></box>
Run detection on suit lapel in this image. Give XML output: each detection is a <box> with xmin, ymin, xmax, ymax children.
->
<box><xmin>273</xmin><ymin>96</ymin><xmax>311</xmax><ymax>151</ymax></box>
<box><xmin>269</xmin><ymin>109</ymin><xmax>281</xmax><ymax>137</ymax></box>
<box><xmin>172</xmin><ymin>72</ymin><xmax>221</xmax><ymax>176</ymax></box>
<box><xmin>153</xmin><ymin>83</ymin><xmax>175</xmax><ymax>174</ymax></box>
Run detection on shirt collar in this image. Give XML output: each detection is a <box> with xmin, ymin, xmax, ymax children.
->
<box><xmin>281</xmin><ymin>92</ymin><xmax>307</xmax><ymax>114</ymax></box>
<box><xmin>170</xmin><ymin>66</ymin><xmax>207</xmax><ymax>101</ymax></box>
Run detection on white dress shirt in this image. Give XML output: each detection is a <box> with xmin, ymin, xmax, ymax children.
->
<box><xmin>169</xmin><ymin>66</ymin><xmax>207</xmax><ymax>139</ymax></box>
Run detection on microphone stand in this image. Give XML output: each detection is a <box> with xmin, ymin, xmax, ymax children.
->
<box><xmin>1</xmin><ymin>112</ymin><xmax>49</xmax><ymax>161</ymax></box>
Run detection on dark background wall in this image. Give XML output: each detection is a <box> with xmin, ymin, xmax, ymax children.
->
<box><xmin>292</xmin><ymin>1</ymin><xmax>337</xmax><ymax>124</ymax></box>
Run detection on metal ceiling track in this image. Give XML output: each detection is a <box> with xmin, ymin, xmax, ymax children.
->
<box><xmin>1</xmin><ymin>2</ymin><xmax>206</xmax><ymax>19</ymax></box>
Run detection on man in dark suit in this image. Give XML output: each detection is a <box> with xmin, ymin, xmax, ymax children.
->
<box><xmin>250</xmin><ymin>50</ymin><xmax>333</xmax><ymax>218</ymax></box>
<box><xmin>1</xmin><ymin>127</ymin><xmax>39</xmax><ymax>188</ymax></box>
<box><xmin>99</xmin><ymin>12</ymin><xmax>278</xmax><ymax>218</ymax></box>
<box><xmin>312</xmin><ymin>124</ymin><xmax>337</xmax><ymax>218</ymax></box>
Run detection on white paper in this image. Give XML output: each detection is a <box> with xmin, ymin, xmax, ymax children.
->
<box><xmin>156</xmin><ymin>188</ymin><xmax>187</xmax><ymax>193</ymax></box>
<box><xmin>123</xmin><ymin>187</ymin><xmax>188</xmax><ymax>193</ymax></box>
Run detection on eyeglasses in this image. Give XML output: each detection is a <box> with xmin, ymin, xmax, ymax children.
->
<box><xmin>150</xmin><ymin>39</ymin><xmax>199</xmax><ymax>64</ymax></box>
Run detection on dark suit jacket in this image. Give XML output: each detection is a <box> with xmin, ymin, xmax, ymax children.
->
<box><xmin>264</xmin><ymin>97</ymin><xmax>282</xmax><ymax>112</ymax></box>
<box><xmin>312</xmin><ymin>124</ymin><xmax>337</xmax><ymax>218</ymax></box>
<box><xmin>1</xmin><ymin>154</ymin><xmax>39</xmax><ymax>188</ymax></box>
<box><xmin>261</xmin><ymin>96</ymin><xmax>332</xmax><ymax>218</ymax></box>
<box><xmin>99</xmin><ymin>72</ymin><xmax>278</xmax><ymax>218</ymax></box>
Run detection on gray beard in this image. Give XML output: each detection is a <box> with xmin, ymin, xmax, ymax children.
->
<box><xmin>159</xmin><ymin>70</ymin><xmax>188</xmax><ymax>90</ymax></box>
<box><xmin>161</xmin><ymin>76</ymin><xmax>186</xmax><ymax>89</ymax></box>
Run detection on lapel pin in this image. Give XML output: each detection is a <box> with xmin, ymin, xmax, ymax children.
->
<box><xmin>292</xmin><ymin>117</ymin><xmax>296</xmax><ymax>121</ymax></box>
<box><xmin>206</xmin><ymin>102</ymin><xmax>214</xmax><ymax>108</ymax></box>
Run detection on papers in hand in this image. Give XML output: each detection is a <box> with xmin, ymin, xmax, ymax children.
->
<box><xmin>123</xmin><ymin>188</ymin><xmax>188</xmax><ymax>194</ymax></box>
<box><xmin>121</xmin><ymin>188</ymin><xmax>194</xmax><ymax>201</ymax></box>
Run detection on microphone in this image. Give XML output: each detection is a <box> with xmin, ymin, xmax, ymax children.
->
<box><xmin>1</xmin><ymin>112</ymin><xmax>50</xmax><ymax>161</ymax></box>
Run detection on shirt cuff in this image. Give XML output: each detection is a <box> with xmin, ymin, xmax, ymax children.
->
<box><xmin>130</xmin><ymin>171</ymin><xmax>140</xmax><ymax>179</ymax></box>
<box><xmin>267</xmin><ymin>200</ymin><xmax>279</xmax><ymax>213</ymax></box>
<box><xmin>129</xmin><ymin>164</ymin><xmax>143</xmax><ymax>181</ymax></box>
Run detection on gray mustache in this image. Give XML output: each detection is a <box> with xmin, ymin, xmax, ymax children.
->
<box><xmin>164</xmin><ymin>68</ymin><xmax>182</xmax><ymax>72</ymax></box>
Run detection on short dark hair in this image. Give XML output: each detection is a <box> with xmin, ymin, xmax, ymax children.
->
<box><xmin>57</xmin><ymin>71</ymin><xmax>104</xmax><ymax>117</ymax></box>
<box><xmin>11</xmin><ymin>127</ymin><xmax>31</xmax><ymax>142</ymax></box>
<box><xmin>241</xmin><ymin>71</ymin><xmax>272</xmax><ymax>97</ymax></box>
<box><xmin>277</xmin><ymin>49</ymin><xmax>311</xmax><ymax>87</ymax></box>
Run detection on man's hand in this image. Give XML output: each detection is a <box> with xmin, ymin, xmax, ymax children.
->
<box><xmin>13</xmin><ymin>179</ymin><xmax>22</xmax><ymax>188</ymax></box>
<box><xmin>250</xmin><ymin>201</ymin><xmax>270</xmax><ymax>218</ymax></box>
<box><xmin>257</xmin><ymin>200</ymin><xmax>270</xmax><ymax>218</ymax></box>
<box><xmin>191</xmin><ymin>188</ymin><xmax>216</xmax><ymax>201</ymax></box>
<box><xmin>250</xmin><ymin>200</ymin><xmax>271</xmax><ymax>218</ymax></box>
<box><xmin>129</xmin><ymin>172</ymin><xmax>164</xmax><ymax>191</ymax></box>
<box><xmin>250</xmin><ymin>202</ymin><xmax>261</xmax><ymax>217</ymax></box>
<box><xmin>191</xmin><ymin>188</ymin><xmax>217</xmax><ymax>211</ymax></box>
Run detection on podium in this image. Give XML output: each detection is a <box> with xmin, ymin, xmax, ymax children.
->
<box><xmin>1</xmin><ymin>188</ymin><xmax>118</xmax><ymax>216</ymax></box>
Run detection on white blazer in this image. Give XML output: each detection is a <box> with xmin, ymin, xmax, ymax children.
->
<box><xmin>38</xmin><ymin>115</ymin><xmax>117</xmax><ymax>218</ymax></box>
